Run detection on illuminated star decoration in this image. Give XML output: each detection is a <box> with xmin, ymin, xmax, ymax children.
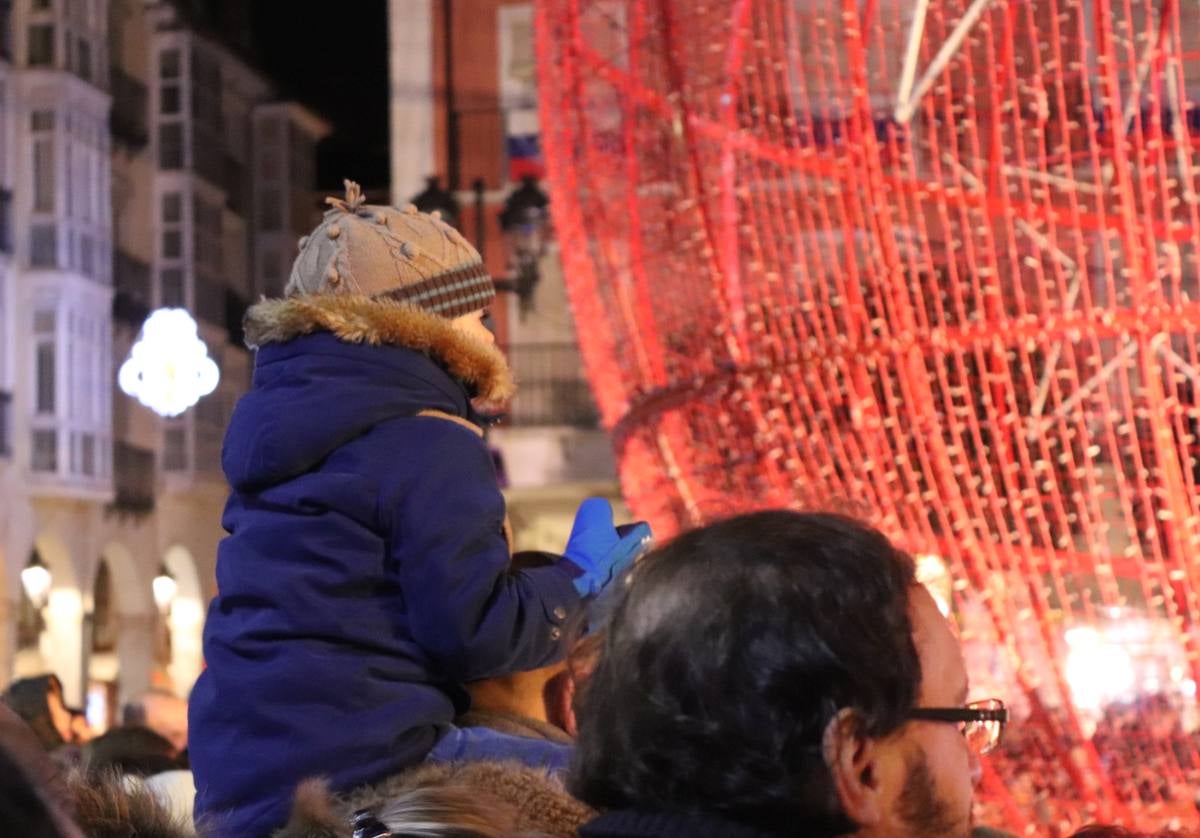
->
<box><xmin>118</xmin><ymin>308</ymin><xmax>219</xmax><ymax>418</ymax></box>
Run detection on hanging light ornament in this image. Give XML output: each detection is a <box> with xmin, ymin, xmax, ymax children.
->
<box><xmin>118</xmin><ymin>308</ymin><xmax>219</xmax><ymax>418</ymax></box>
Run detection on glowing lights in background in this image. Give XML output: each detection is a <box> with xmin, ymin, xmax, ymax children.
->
<box><xmin>118</xmin><ymin>309</ymin><xmax>219</xmax><ymax>418</ymax></box>
<box><xmin>20</xmin><ymin>551</ymin><xmax>51</xmax><ymax>609</ymax></box>
<box><xmin>536</xmin><ymin>0</ymin><xmax>1200</xmax><ymax>830</ymax></box>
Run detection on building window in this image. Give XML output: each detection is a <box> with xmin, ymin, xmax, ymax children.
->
<box><xmin>32</xmin><ymin>0</ymin><xmax>51</xmax><ymax>9</ymax></box>
<box><xmin>159</xmin><ymin>48</ymin><xmax>180</xmax><ymax>79</ymax></box>
<box><xmin>74</xmin><ymin>36</ymin><xmax>89</xmax><ymax>82</ymax></box>
<box><xmin>0</xmin><ymin>189</ymin><xmax>12</xmax><ymax>254</ymax></box>
<box><xmin>31</xmin><ymin>110</ymin><xmax>53</xmax><ymax>132</ymax></box>
<box><xmin>161</xmin><ymin>229</ymin><xmax>181</xmax><ymax>260</ymax></box>
<box><xmin>80</xmin><ymin>432</ymin><xmax>94</xmax><ymax>476</ymax></box>
<box><xmin>29</xmin><ymin>224</ymin><xmax>57</xmax><ymax>267</ymax></box>
<box><xmin>160</xmin><ymin>267</ymin><xmax>184</xmax><ymax>307</ymax></box>
<box><xmin>158</xmin><ymin>122</ymin><xmax>183</xmax><ymax>170</ymax></box>
<box><xmin>160</xmin><ymin>84</ymin><xmax>180</xmax><ymax>115</ymax></box>
<box><xmin>162</xmin><ymin>192</ymin><xmax>181</xmax><ymax>223</ymax></box>
<box><xmin>27</xmin><ymin>24</ymin><xmax>53</xmax><ymax>66</ymax></box>
<box><xmin>32</xmin><ymin>429</ymin><xmax>57</xmax><ymax>472</ymax></box>
<box><xmin>35</xmin><ymin>343</ymin><xmax>54</xmax><ymax>413</ymax></box>
<box><xmin>79</xmin><ymin>233</ymin><xmax>93</xmax><ymax>277</ymax></box>
<box><xmin>163</xmin><ymin>426</ymin><xmax>187</xmax><ymax>471</ymax></box>
<box><xmin>32</xmin><ymin>138</ymin><xmax>53</xmax><ymax>212</ymax></box>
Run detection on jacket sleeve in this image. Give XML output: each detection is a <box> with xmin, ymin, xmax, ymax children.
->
<box><xmin>383</xmin><ymin>417</ymin><xmax>583</xmax><ymax>682</ymax></box>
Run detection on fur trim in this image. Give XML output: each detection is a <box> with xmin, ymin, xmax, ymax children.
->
<box><xmin>244</xmin><ymin>295</ymin><xmax>516</xmax><ymax>410</ymax></box>
<box><xmin>276</xmin><ymin>761</ymin><xmax>593</xmax><ymax>838</ymax></box>
<box><xmin>67</xmin><ymin>769</ymin><xmax>196</xmax><ymax>838</ymax></box>
<box><xmin>272</xmin><ymin>778</ymin><xmax>345</xmax><ymax>838</ymax></box>
<box><xmin>346</xmin><ymin>762</ymin><xmax>593</xmax><ymax>838</ymax></box>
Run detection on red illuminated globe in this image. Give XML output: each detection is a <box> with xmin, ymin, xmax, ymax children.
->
<box><xmin>537</xmin><ymin>0</ymin><xmax>1200</xmax><ymax>832</ymax></box>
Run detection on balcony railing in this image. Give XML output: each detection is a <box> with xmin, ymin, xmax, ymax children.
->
<box><xmin>110</xmin><ymin>441</ymin><xmax>155</xmax><ymax>514</ymax></box>
<box><xmin>503</xmin><ymin>343</ymin><xmax>600</xmax><ymax>428</ymax></box>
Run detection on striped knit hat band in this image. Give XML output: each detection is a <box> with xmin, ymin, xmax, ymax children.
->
<box><xmin>374</xmin><ymin>261</ymin><xmax>495</xmax><ymax>318</ymax></box>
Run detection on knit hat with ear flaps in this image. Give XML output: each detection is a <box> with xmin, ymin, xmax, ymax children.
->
<box><xmin>286</xmin><ymin>180</ymin><xmax>495</xmax><ymax>318</ymax></box>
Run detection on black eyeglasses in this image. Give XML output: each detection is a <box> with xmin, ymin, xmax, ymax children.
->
<box><xmin>908</xmin><ymin>698</ymin><xmax>1008</xmax><ymax>755</ymax></box>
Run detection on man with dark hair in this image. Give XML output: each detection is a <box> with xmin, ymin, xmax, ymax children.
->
<box><xmin>572</xmin><ymin>511</ymin><xmax>1007</xmax><ymax>838</ymax></box>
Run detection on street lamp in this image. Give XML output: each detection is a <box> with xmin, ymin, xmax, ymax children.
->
<box><xmin>498</xmin><ymin>176</ymin><xmax>551</xmax><ymax>316</ymax></box>
<box><xmin>409</xmin><ymin>175</ymin><xmax>460</xmax><ymax>229</ymax></box>
<box><xmin>21</xmin><ymin>551</ymin><xmax>52</xmax><ymax>610</ymax></box>
<box><xmin>152</xmin><ymin>564</ymin><xmax>178</xmax><ymax>614</ymax></box>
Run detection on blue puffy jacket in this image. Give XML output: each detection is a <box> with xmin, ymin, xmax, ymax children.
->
<box><xmin>189</xmin><ymin>296</ymin><xmax>582</xmax><ymax>836</ymax></box>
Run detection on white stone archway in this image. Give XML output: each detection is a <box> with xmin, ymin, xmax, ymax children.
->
<box><xmin>93</xmin><ymin>543</ymin><xmax>155</xmax><ymax>713</ymax></box>
<box><xmin>162</xmin><ymin>545</ymin><xmax>203</xmax><ymax>698</ymax></box>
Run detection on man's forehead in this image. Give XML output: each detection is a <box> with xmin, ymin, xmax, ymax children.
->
<box><xmin>909</xmin><ymin>585</ymin><xmax>969</xmax><ymax>702</ymax></box>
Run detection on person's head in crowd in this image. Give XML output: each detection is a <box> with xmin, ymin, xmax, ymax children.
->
<box><xmin>573</xmin><ymin>511</ymin><xmax>999</xmax><ymax>838</ymax></box>
<box><xmin>0</xmin><ymin>701</ymin><xmax>73</xmax><ymax>816</ymax></box>
<box><xmin>122</xmin><ymin>687</ymin><xmax>188</xmax><ymax>752</ymax></box>
<box><xmin>68</xmin><ymin>708</ymin><xmax>95</xmax><ymax>745</ymax></box>
<box><xmin>463</xmin><ymin>551</ymin><xmax>580</xmax><ymax>737</ymax></box>
<box><xmin>0</xmin><ymin>738</ymin><xmax>84</xmax><ymax>838</ymax></box>
<box><xmin>3</xmin><ymin>674</ymin><xmax>75</xmax><ymax>751</ymax></box>
<box><xmin>83</xmin><ymin>724</ymin><xmax>184</xmax><ymax>777</ymax></box>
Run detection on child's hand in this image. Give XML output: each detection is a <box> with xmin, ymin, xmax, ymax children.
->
<box><xmin>562</xmin><ymin>498</ymin><xmax>653</xmax><ymax>598</ymax></box>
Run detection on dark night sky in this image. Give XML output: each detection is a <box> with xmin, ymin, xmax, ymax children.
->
<box><xmin>244</xmin><ymin>0</ymin><xmax>391</xmax><ymax>191</ymax></box>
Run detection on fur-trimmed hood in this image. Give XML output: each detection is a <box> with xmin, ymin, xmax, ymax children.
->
<box><xmin>244</xmin><ymin>294</ymin><xmax>514</xmax><ymax>409</ymax></box>
<box><xmin>274</xmin><ymin>761</ymin><xmax>595</xmax><ymax>838</ymax></box>
<box><xmin>224</xmin><ymin>295</ymin><xmax>513</xmax><ymax>492</ymax></box>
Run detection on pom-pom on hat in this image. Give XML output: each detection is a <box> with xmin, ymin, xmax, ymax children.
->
<box><xmin>286</xmin><ymin>179</ymin><xmax>495</xmax><ymax>319</ymax></box>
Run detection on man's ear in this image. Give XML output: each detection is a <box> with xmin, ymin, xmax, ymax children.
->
<box><xmin>823</xmin><ymin>708</ymin><xmax>884</xmax><ymax>827</ymax></box>
<box><xmin>543</xmin><ymin>670</ymin><xmax>577</xmax><ymax>737</ymax></box>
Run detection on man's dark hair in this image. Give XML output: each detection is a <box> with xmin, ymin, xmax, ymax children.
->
<box><xmin>570</xmin><ymin>510</ymin><xmax>922</xmax><ymax>834</ymax></box>
<box><xmin>83</xmin><ymin>725</ymin><xmax>182</xmax><ymax>777</ymax></box>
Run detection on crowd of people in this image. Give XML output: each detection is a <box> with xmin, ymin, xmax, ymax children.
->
<box><xmin>3</xmin><ymin>187</ymin><xmax>1196</xmax><ymax>836</ymax></box>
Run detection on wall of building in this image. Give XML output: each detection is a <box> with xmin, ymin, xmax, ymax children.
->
<box><xmin>0</xmin><ymin>0</ymin><xmax>326</xmax><ymax>716</ymax></box>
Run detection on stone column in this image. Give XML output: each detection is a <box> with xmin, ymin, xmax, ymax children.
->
<box><xmin>388</xmin><ymin>0</ymin><xmax>436</xmax><ymax>204</ymax></box>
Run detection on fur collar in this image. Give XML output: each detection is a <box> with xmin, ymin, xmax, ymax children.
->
<box><xmin>274</xmin><ymin>761</ymin><xmax>595</xmax><ymax>838</ymax></box>
<box><xmin>243</xmin><ymin>295</ymin><xmax>515</xmax><ymax>410</ymax></box>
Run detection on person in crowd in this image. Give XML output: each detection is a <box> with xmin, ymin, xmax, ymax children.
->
<box><xmin>84</xmin><ymin>724</ymin><xmax>184</xmax><ymax>777</ymax></box>
<box><xmin>0</xmin><ymin>739</ymin><xmax>83</xmax><ymax>838</ymax></box>
<box><xmin>4</xmin><ymin>673</ymin><xmax>77</xmax><ymax>751</ymax></box>
<box><xmin>123</xmin><ymin>687</ymin><xmax>189</xmax><ymax>754</ymax></box>
<box><xmin>571</xmin><ymin>510</ymin><xmax>1007</xmax><ymax>838</ymax></box>
<box><xmin>455</xmin><ymin>550</ymin><xmax>588</xmax><ymax>746</ymax></box>
<box><xmin>190</xmin><ymin>179</ymin><xmax>649</xmax><ymax>836</ymax></box>
<box><xmin>0</xmin><ymin>700</ymin><xmax>72</xmax><ymax>817</ymax></box>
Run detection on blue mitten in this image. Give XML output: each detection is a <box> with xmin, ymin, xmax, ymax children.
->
<box><xmin>562</xmin><ymin>498</ymin><xmax>653</xmax><ymax>597</ymax></box>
